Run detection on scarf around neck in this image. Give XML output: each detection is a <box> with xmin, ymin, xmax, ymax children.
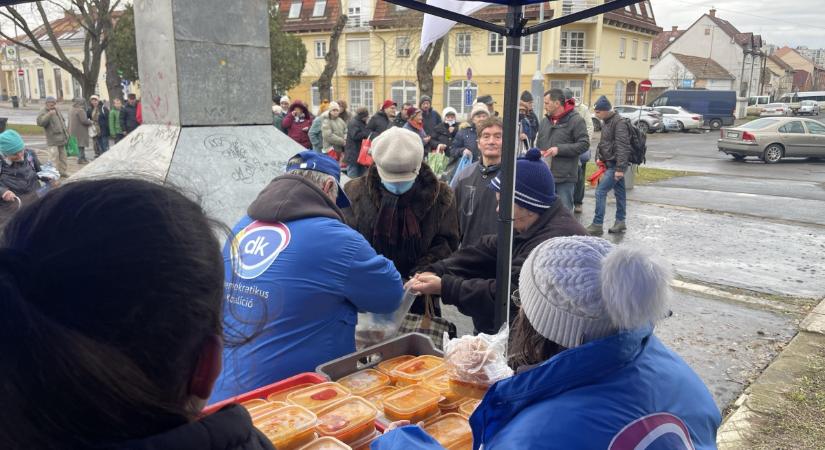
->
<box><xmin>372</xmin><ymin>183</ymin><xmax>424</xmax><ymax>276</ymax></box>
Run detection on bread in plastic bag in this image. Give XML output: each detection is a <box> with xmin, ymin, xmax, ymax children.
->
<box><xmin>442</xmin><ymin>324</ymin><xmax>513</xmax><ymax>398</ymax></box>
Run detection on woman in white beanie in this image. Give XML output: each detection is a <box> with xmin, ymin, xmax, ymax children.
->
<box><xmin>375</xmin><ymin>236</ymin><xmax>721</xmax><ymax>450</ymax></box>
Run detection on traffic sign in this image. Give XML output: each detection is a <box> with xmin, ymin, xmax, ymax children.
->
<box><xmin>17</xmin><ymin>68</ymin><xmax>24</xmax><ymax>76</ymax></box>
<box><xmin>639</xmin><ymin>79</ymin><xmax>653</xmax><ymax>92</ymax></box>
<box><xmin>445</xmin><ymin>66</ymin><xmax>452</xmax><ymax>82</ymax></box>
<box><xmin>466</xmin><ymin>68</ymin><xmax>473</xmax><ymax>81</ymax></box>
<box><xmin>464</xmin><ymin>88</ymin><xmax>474</xmax><ymax>106</ymax></box>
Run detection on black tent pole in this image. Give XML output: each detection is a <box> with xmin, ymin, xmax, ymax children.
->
<box><xmin>493</xmin><ymin>4</ymin><xmax>523</xmax><ymax>331</ymax></box>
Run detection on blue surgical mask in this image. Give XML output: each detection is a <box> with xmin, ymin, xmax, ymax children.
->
<box><xmin>382</xmin><ymin>180</ymin><xmax>415</xmax><ymax>195</ymax></box>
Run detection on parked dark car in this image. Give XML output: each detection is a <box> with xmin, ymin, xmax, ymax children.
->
<box><xmin>649</xmin><ymin>89</ymin><xmax>737</xmax><ymax>130</ymax></box>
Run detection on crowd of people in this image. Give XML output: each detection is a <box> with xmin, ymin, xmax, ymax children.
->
<box><xmin>0</xmin><ymin>89</ymin><xmax>720</xmax><ymax>448</ymax></box>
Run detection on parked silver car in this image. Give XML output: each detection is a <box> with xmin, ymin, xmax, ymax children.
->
<box><xmin>797</xmin><ymin>100</ymin><xmax>821</xmax><ymax>116</ymax></box>
<box><xmin>653</xmin><ymin>106</ymin><xmax>704</xmax><ymax>131</ymax></box>
<box><xmin>759</xmin><ymin>103</ymin><xmax>792</xmax><ymax>117</ymax></box>
<box><xmin>613</xmin><ymin>105</ymin><xmax>664</xmax><ymax>133</ymax></box>
<box><xmin>717</xmin><ymin>117</ymin><xmax>825</xmax><ymax>163</ymax></box>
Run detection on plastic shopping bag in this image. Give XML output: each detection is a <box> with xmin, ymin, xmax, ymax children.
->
<box><xmin>65</xmin><ymin>136</ymin><xmax>79</xmax><ymax>157</ymax></box>
<box><xmin>427</xmin><ymin>151</ymin><xmax>449</xmax><ymax>178</ymax></box>
<box><xmin>449</xmin><ymin>154</ymin><xmax>472</xmax><ymax>188</ymax></box>
<box><xmin>355</xmin><ymin>288</ymin><xmax>417</xmax><ymax>349</ymax></box>
<box><xmin>442</xmin><ymin>324</ymin><xmax>514</xmax><ymax>399</ymax></box>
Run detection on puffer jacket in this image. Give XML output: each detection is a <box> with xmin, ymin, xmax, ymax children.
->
<box><xmin>282</xmin><ymin>101</ymin><xmax>314</xmax><ymax>149</ymax></box>
<box><xmin>321</xmin><ymin>113</ymin><xmax>347</xmax><ymax>154</ymax></box>
<box><xmin>366</xmin><ymin>110</ymin><xmax>393</xmax><ymax>137</ymax></box>
<box><xmin>36</xmin><ymin>107</ymin><xmax>69</xmax><ymax>147</ymax></box>
<box><xmin>373</xmin><ymin>326</ymin><xmax>721</xmax><ymax>450</ymax></box>
<box><xmin>596</xmin><ymin>111</ymin><xmax>633</xmax><ymax>171</ymax></box>
<box><xmin>308</xmin><ymin>110</ymin><xmax>327</xmax><ymax>152</ymax></box>
<box><xmin>450</xmin><ymin>123</ymin><xmax>479</xmax><ymax>161</ymax></box>
<box><xmin>536</xmin><ymin>106</ymin><xmax>590</xmax><ymax>183</ymax></box>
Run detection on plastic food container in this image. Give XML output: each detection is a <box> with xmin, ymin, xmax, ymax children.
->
<box><xmin>423</xmin><ymin>370</ymin><xmax>463</xmax><ymax>405</ymax></box>
<box><xmin>287</xmin><ymin>382</ymin><xmax>352</xmax><ymax>412</ymax></box>
<box><xmin>248</xmin><ymin>401</ymin><xmax>288</xmax><ymax>420</ymax></box>
<box><xmin>448</xmin><ymin>378</ymin><xmax>489</xmax><ymax>400</ymax></box>
<box><xmin>315</xmin><ymin>397</ymin><xmax>378</xmax><ymax>444</ymax></box>
<box><xmin>298</xmin><ymin>436</ymin><xmax>353</xmax><ymax>450</ymax></box>
<box><xmin>382</xmin><ymin>384</ymin><xmax>442</xmax><ymax>423</ymax></box>
<box><xmin>375</xmin><ymin>355</ymin><xmax>416</xmax><ymax>383</ymax></box>
<box><xmin>254</xmin><ymin>405</ymin><xmax>318</xmax><ymax>450</ymax></box>
<box><xmin>268</xmin><ymin>383</ymin><xmax>316</xmax><ymax>403</ymax></box>
<box><xmin>361</xmin><ymin>385</ymin><xmax>398</xmax><ymax>410</ymax></box>
<box><xmin>391</xmin><ymin>355</ymin><xmax>445</xmax><ymax>386</ymax></box>
<box><xmin>458</xmin><ymin>399</ymin><xmax>480</xmax><ymax>418</ymax></box>
<box><xmin>422</xmin><ymin>413</ymin><xmax>472</xmax><ymax>448</ymax></box>
<box><xmin>349</xmin><ymin>430</ymin><xmax>380</xmax><ymax>450</ymax></box>
<box><xmin>241</xmin><ymin>398</ymin><xmax>269</xmax><ymax>409</ymax></box>
<box><xmin>336</xmin><ymin>369</ymin><xmax>390</xmax><ymax>395</ymax></box>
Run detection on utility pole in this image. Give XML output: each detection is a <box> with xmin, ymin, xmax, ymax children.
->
<box><xmin>14</xmin><ymin>22</ymin><xmax>25</xmax><ymax>107</ymax></box>
<box><xmin>442</xmin><ymin>34</ymin><xmax>449</xmax><ymax>110</ymax></box>
<box><xmin>530</xmin><ymin>1</ymin><xmax>544</xmax><ymax>119</ymax></box>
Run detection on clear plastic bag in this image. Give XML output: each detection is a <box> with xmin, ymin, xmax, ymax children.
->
<box><xmin>443</xmin><ymin>324</ymin><xmax>514</xmax><ymax>388</ymax></box>
<box><xmin>355</xmin><ymin>289</ymin><xmax>417</xmax><ymax>349</ymax></box>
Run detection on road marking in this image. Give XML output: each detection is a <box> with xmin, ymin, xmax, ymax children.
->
<box><xmin>672</xmin><ymin>279</ymin><xmax>805</xmax><ymax>315</ymax></box>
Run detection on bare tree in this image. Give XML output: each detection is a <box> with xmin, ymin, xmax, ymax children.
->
<box><xmin>416</xmin><ymin>38</ymin><xmax>443</xmax><ymax>98</ymax></box>
<box><xmin>0</xmin><ymin>0</ymin><xmax>120</xmax><ymax>101</ymax></box>
<box><xmin>316</xmin><ymin>14</ymin><xmax>347</xmax><ymax>103</ymax></box>
<box><xmin>667</xmin><ymin>63</ymin><xmax>690</xmax><ymax>90</ymax></box>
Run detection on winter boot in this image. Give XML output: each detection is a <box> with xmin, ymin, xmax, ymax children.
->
<box><xmin>586</xmin><ymin>223</ymin><xmax>604</xmax><ymax>236</ymax></box>
<box><xmin>574</xmin><ymin>204</ymin><xmax>583</xmax><ymax>214</ymax></box>
<box><xmin>608</xmin><ymin>221</ymin><xmax>627</xmax><ymax>234</ymax></box>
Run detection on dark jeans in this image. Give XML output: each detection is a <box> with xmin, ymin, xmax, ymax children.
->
<box><xmin>78</xmin><ymin>146</ymin><xmax>87</xmax><ymax>161</ymax></box>
<box><xmin>95</xmin><ymin>135</ymin><xmax>110</xmax><ymax>156</ymax></box>
<box><xmin>555</xmin><ymin>182</ymin><xmax>576</xmax><ymax>212</ymax></box>
<box><xmin>593</xmin><ymin>162</ymin><xmax>626</xmax><ymax>225</ymax></box>
<box><xmin>574</xmin><ymin>161</ymin><xmax>587</xmax><ymax>206</ymax></box>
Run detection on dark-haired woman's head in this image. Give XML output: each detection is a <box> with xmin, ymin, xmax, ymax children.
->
<box><xmin>510</xmin><ymin>236</ymin><xmax>672</xmax><ymax>371</ymax></box>
<box><xmin>0</xmin><ymin>178</ymin><xmax>225</xmax><ymax>448</ymax></box>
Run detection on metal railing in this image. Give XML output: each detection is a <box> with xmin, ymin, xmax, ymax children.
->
<box><xmin>560</xmin><ymin>0</ymin><xmax>599</xmax><ymax>22</ymax></box>
<box><xmin>550</xmin><ymin>48</ymin><xmax>597</xmax><ymax>73</ymax></box>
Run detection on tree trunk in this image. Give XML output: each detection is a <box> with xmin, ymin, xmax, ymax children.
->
<box><xmin>317</xmin><ymin>15</ymin><xmax>347</xmax><ymax>102</ymax></box>
<box><xmin>105</xmin><ymin>57</ymin><xmax>124</xmax><ymax>101</ymax></box>
<box><xmin>416</xmin><ymin>38</ymin><xmax>444</xmax><ymax>98</ymax></box>
<box><xmin>79</xmin><ymin>74</ymin><xmax>96</xmax><ymax>101</ymax></box>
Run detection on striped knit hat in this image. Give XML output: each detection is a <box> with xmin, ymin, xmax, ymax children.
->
<box><xmin>490</xmin><ymin>148</ymin><xmax>556</xmax><ymax>213</ymax></box>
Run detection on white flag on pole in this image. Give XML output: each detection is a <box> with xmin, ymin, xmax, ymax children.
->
<box><xmin>420</xmin><ymin>0</ymin><xmax>491</xmax><ymax>54</ymax></box>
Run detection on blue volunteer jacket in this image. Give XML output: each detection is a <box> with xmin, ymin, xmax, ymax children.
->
<box><xmin>373</xmin><ymin>326</ymin><xmax>721</xmax><ymax>450</ymax></box>
<box><xmin>210</xmin><ymin>175</ymin><xmax>403</xmax><ymax>403</ymax></box>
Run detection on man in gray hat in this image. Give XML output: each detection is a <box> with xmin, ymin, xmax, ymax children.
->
<box><xmin>419</xmin><ymin>95</ymin><xmax>442</xmax><ymax>151</ymax></box>
<box><xmin>476</xmin><ymin>94</ymin><xmax>498</xmax><ymax>117</ymax></box>
<box><xmin>36</xmin><ymin>96</ymin><xmax>70</xmax><ymax>178</ymax></box>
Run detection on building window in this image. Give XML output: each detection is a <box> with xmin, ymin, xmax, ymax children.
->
<box><xmin>288</xmin><ymin>0</ymin><xmax>301</xmax><ymax>19</ymax></box>
<box><xmin>704</xmin><ymin>27</ymin><xmax>711</xmax><ymax>36</ymax></box>
<box><xmin>349</xmin><ymin>80</ymin><xmax>374</xmax><ymax>113</ymax></box>
<box><xmin>312</xmin><ymin>0</ymin><xmax>326</xmax><ymax>16</ymax></box>
<box><xmin>488</xmin><ymin>32</ymin><xmax>504</xmax><ymax>54</ymax></box>
<box><xmin>347</xmin><ymin>0</ymin><xmax>366</xmax><ymax>27</ymax></box>
<box><xmin>447</xmin><ymin>80</ymin><xmax>478</xmax><ymax>115</ymax></box>
<box><xmin>456</xmin><ymin>32</ymin><xmax>472</xmax><ymax>56</ymax></box>
<box><xmin>311</xmin><ymin>83</ymin><xmax>335</xmax><ymax>114</ymax></box>
<box><xmin>642</xmin><ymin>41</ymin><xmax>650</xmax><ymax>61</ymax></box>
<box><xmin>631</xmin><ymin>39</ymin><xmax>638</xmax><ymax>60</ymax></box>
<box><xmin>391</xmin><ymin>80</ymin><xmax>417</xmax><ymax>106</ymax></box>
<box><xmin>396</xmin><ymin>36</ymin><xmax>411</xmax><ymax>58</ymax></box>
<box><xmin>619</xmin><ymin>38</ymin><xmax>626</xmax><ymax>58</ymax></box>
<box><xmin>550</xmin><ymin>79</ymin><xmax>585</xmax><ymax>100</ymax></box>
<box><xmin>346</xmin><ymin>38</ymin><xmax>370</xmax><ymax>74</ymax></box>
<box><xmin>314</xmin><ymin>40</ymin><xmax>327</xmax><ymax>59</ymax></box>
<box><xmin>522</xmin><ymin>33</ymin><xmax>539</xmax><ymax>53</ymax></box>
<box><xmin>614</xmin><ymin>81</ymin><xmax>625</xmax><ymax>106</ymax></box>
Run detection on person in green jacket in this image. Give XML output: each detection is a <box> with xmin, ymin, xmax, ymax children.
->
<box><xmin>109</xmin><ymin>98</ymin><xmax>125</xmax><ymax>143</ymax></box>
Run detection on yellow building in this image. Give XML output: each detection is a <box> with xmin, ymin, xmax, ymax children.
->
<box><xmin>279</xmin><ymin>0</ymin><xmax>660</xmax><ymax>115</ymax></box>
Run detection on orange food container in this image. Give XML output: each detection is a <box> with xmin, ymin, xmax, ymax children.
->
<box><xmin>349</xmin><ymin>430</ymin><xmax>380</xmax><ymax>450</ymax></box>
<box><xmin>422</xmin><ymin>413</ymin><xmax>472</xmax><ymax>448</ymax></box>
<box><xmin>248</xmin><ymin>401</ymin><xmax>288</xmax><ymax>420</ymax></box>
<box><xmin>375</xmin><ymin>355</ymin><xmax>416</xmax><ymax>383</ymax></box>
<box><xmin>447</xmin><ymin>436</ymin><xmax>474</xmax><ymax>450</ymax></box>
<box><xmin>423</xmin><ymin>370</ymin><xmax>463</xmax><ymax>405</ymax></box>
<box><xmin>391</xmin><ymin>355</ymin><xmax>445</xmax><ymax>386</ymax></box>
<box><xmin>254</xmin><ymin>405</ymin><xmax>318</xmax><ymax>450</ymax></box>
<box><xmin>268</xmin><ymin>383</ymin><xmax>316</xmax><ymax>402</ymax></box>
<box><xmin>458</xmin><ymin>399</ymin><xmax>480</xmax><ymax>418</ymax></box>
<box><xmin>382</xmin><ymin>384</ymin><xmax>442</xmax><ymax>423</ymax></box>
<box><xmin>298</xmin><ymin>436</ymin><xmax>353</xmax><ymax>450</ymax></box>
<box><xmin>336</xmin><ymin>369</ymin><xmax>390</xmax><ymax>396</ymax></box>
<box><xmin>361</xmin><ymin>385</ymin><xmax>398</xmax><ymax>410</ymax></box>
<box><xmin>287</xmin><ymin>382</ymin><xmax>352</xmax><ymax>412</ymax></box>
<box><xmin>448</xmin><ymin>378</ymin><xmax>489</xmax><ymax>400</ymax></box>
<box><xmin>315</xmin><ymin>396</ymin><xmax>378</xmax><ymax>444</ymax></box>
<box><xmin>241</xmin><ymin>398</ymin><xmax>269</xmax><ymax>409</ymax></box>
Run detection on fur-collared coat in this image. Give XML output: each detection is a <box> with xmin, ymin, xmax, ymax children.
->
<box><xmin>343</xmin><ymin>163</ymin><xmax>460</xmax><ymax>281</ymax></box>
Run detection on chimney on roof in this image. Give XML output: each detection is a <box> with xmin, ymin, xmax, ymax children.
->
<box><xmin>709</xmin><ymin>8</ymin><xmax>716</xmax><ymax>17</ymax></box>
<box><xmin>671</xmin><ymin>26</ymin><xmax>678</xmax><ymax>32</ymax></box>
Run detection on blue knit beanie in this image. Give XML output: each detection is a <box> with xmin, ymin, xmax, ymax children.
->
<box><xmin>594</xmin><ymin>95</ymin><xmax>612</xmax><ymax>112</ymax></box>
<box><xmin>490</xmin><ymin>148</ymin><xmax>556</xmax><ymax>213</ymax></box>
<box><xmin>0</xmin><ymin>130</ymin><xmax>25</xmax><ymax>157</ymax></box>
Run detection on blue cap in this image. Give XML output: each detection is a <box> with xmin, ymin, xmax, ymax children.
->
<box><xmin>286</xmin><ymin>151</ymin><xmax>350</xmax><ymax>208</ymax></box>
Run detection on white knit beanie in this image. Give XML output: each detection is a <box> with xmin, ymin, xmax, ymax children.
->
<box><xmin>328</xmin><ymin>101</ymin><xmax>341</xmax><ymax>112</ymax></box>
<box><xmin>519</xmin><ymin>236</ymin><xmax>672</xmax><ymax>349</ymax></box>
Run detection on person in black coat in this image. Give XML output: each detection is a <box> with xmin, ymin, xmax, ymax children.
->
<box><xmin>419</xmin><ymin>95</ymin><xmax>442</xmax><ymax>152</ymax></box>
<box><xmin>432</xmin><ymin>106</ymin><xmax>459</xmax><ymax>151</ymax></box>
<box><xmin>87</xmin><ymin>95</ymin><xmax>110</xmax><ymax>156</ymax></box>
<box><xmin>345</xmin><ymin>107</ymin><xmax>371</xmax><ymax>178</ymax></box>
<box><xmin>120</xmin><ymin>93</ymin><xmax>140</xmax><ymax>135</ymax></box>
<box><xmin>367</xmin><ymin>99</ymin><xmax>396</xmax><ymax>138</ymax></box>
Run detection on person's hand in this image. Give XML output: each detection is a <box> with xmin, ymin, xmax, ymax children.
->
<box><xmin>2</xmin><ymin>191</ymin><xmax>17</xmax><ymax>202</ymax></box>
<box><xmin>449</xmin><ymin>126</ymin><xmax>455</xmax><ymax>133</ymax></box>
<box><xmin>519</xmin><ymin>132</ymin><xmax>528</xmax><ymax>141</ymax></box>
<box><xmin>615</xmin><ymin>170</ymin><xmax>624</xmax><ymax>181</ymax></box>
<box><xmin>409</xmin><ymin>272</ymin><xmax>442</xmax><ymax>296</ymax></box>
<box><xmin>292</xmin><ymin>110</ymin><xmax>300</xmax><ymax>118</ymax></box>
<box><xmin>423</xmin><ymin>135</ymin><xmax>431</xmax><ymax>143</ymax></box>
<box><xmin>436</xmin><ymin>144</ymin><xmax>447</xmax><ymax>153</ymax></box>
<box><xmin>385</xmin><ymin>420</ymin><xmax>410</xmax><ymax>433</ymax></box>
<box><xmin>541</xmin><ymin>147</ymin><xmax>559</xmax><ymax>158</ymax></box>
<box><xmin>462</xmin><ymin>148</ymin><xmax>473</xmax><ymax>158</ymax></box>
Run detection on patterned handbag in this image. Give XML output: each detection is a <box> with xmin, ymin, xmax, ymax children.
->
<box><xmin>398</xmin><ymin>295</ymin><xmax>457</xmax><ymax>350</ymax></box>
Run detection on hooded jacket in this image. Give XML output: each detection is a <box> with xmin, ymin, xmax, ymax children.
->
<box><xmin>451</xmin><ymin>161</ymin><xmax>500</xmax><ymax>247</ymax></box>
<box><xmin>345</xmin><ymin>114</ymin><xmax>370</xmax><ymax>167</ymax></box>
<box><xmin>120</xmin><ymin>102</ymin><xmax>140</xmax><ymax>133</ymax></box>
<box><xmin>428</xmin><ymin>201</ymin><xmax>587</xmax><ymax>334</ymax></box>
<box><xmin>102</xmin><ymin>405</ymin><xmax>276</xmax><ymax>450</ymax></box>
<box><xmin>367</xmin><ymin>110</ymin><xmax>393</xmax><ymax>137</ymax></box>
<box><xmin>433</xmin><ymin>107</ymin><xmax>459</xmax><ymax>150</ymax></box>
<box><xmin>210</xmin><ymin>175</ymin><xmax>403</xmax><ymax>403</ymax></box>
<box><xmin>372</xmin><ymin>327</ymin><xmax>721</xmax><ymax>450</ymax></box>
<box><xmin>450</xmin><ymin>122</ymin><xmax>479</xmax><ymax>161</ymax></box>
<box><xmin>597</xmin><ymin>111</ymin><xmax>633</xmax><ymax>172</ymax></box>
<box><xmin>536</xmin><ymin>104</ymin><xmax>590</xmax><ymax>183</ymax></box>
<box><xmin>321</xmin><ymin>112</ymin><xmax>347</xmax><ymax>154</ymax></box>
<box><xmin>282</xmin><ymin>101</ymin><xmax>314</xmax><ymax>149</ymax></box>
<box><xmin>343</xmin><ymin>163</ymin><xmax>459</xmax><ymax>307</ymax></box>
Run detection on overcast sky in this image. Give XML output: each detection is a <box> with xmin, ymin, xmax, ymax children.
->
<box><xmin>650</xmin><ymin>0</ymin><xmax>825</xmax><ymax>48</ymax></box>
